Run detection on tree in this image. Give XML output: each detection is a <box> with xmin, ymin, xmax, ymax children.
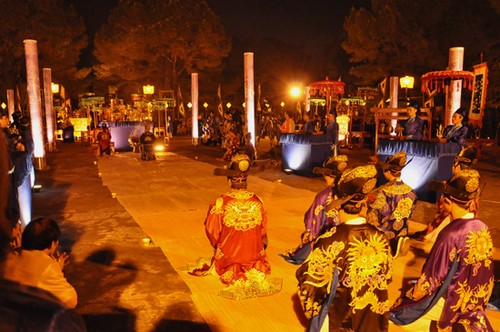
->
<box><xmin>93</xmin><ymin>0</ymin><xmax>231</xmax><ymax>98</ymax></box>
<box><xmin>342</xmin><ymin>0</ymin><xmax>499</xmax><ymax>105</ymax></box>
<box><xmin>0</xmin><ymin>0</ymin><xmax>88</xmax><ymax>101</ymax></box>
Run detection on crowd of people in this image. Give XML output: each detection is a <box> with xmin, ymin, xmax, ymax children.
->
<box><xmin>189</xmin><ymin>142</ymin><xmax>494</xmax><ymax>331</ymax></box>
<box><xmin>0</xmin><ymin>111</ymin><xmax>85</xmax><ymax>330</ymax></box>
<box><xmin>0</xmin><ymin>100</ymin><xmax>495</xmax><ymax>331</ymax></box>
<box><xmin>186</xmin><ymin>103</ymin><xmax>494</xmax><ymax>331</ymax></box>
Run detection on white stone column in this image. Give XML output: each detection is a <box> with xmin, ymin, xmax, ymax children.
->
<box><xmin>389</xmin><ymin>76</ymin><xmax>399</xmax><ymax>135</ymax></box>
<box><xmin>7</xmin><ymin>89</ymin><xmax>15</xmax><ymax>123</ymax></box>
<box><xmin>446</xmin><ymin>47</ymin><xmax>464</xmax><ymax>126</ymax></box>
<box><xmin>43</xmin><ymin>68</ymin><xmax>56</xmax><ymax>152</ymax></box>
<box><xmin>244</xmin><ymin>52</ymin><xmax>255</xmax><ymax>147</ymax></box>
<box><xmin>24</xmin><ymin>39</ymin><xmax>46</xmax><ymax>169</ymax></box>
<box><xmin>305</xmin><ymin>86</ymin><xmax>311</xmax><ymax>114</ymax></box>
<box><xmin>191</xmin><ymin>73</ymin><xmax>199</xmax><ymax>145</ymax></box>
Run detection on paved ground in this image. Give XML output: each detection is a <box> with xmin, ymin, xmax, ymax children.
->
<box><xmin>31</xmin><ymin>136</ymin><xmax>500</xmax><ymax>331</ymax></box>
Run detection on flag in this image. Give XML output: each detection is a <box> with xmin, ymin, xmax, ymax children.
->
<box><xmin>378</xmin><ymin>77</ymin><xmax>387</xmax><ymax>108</ymax></box>
<box><xmin>217</xmin><ymin>84</ymin><xmax>223</xmax><ymax>118</ymax></box>
<box><xmin>256</xmin><ymin>83</ymin><xmax>261</xmax><ymax>113</ymax></box>
<box><xmin>468</xmin><ymin>62</ymin><xmax>488</xmax><ymax>128</ymax></box>
<box><xmin>178</xmin><ymin>86</ymin><xmax>185</xmax><ymax>118</ymax></box>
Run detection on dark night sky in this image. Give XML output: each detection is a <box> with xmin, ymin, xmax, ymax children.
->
<box><xmin>206</xmin><ymin>0</ymin><xmax>367</xmax><ymax>46</ymax></box>
<box><xmin>68</xmin><ymin>0</ymin><xmax>369</xmax><ymax>69</ymax></box>
<box><xmin>69</xmin><ymin>0</ymin><xmax>368</xmax><ymax>43</ymax></box>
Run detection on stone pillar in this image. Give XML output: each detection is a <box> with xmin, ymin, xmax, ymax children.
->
<box><xmin>43</xmin><ymin>68</ymin><xmax>56</xmax><ymax>152</ymax></box>
<box><xmin>7</xmin><ymin>89</ymin><xmax>15</xmax><ymax>123</ymax></box>
<box><xmin>244</xmin><ymin>52</ymin><xmax>255</xmax><ymax>147</ymax></box>
<box><xmin>305</xmin><ymin>87</ymin><xmax>311</xmax><ymax>114</ymax></box>
<box><xmin>389</xmin><ymin>76</ymin><xmax>399</xmax><ymax>135</ymax></box>
<box><xmin>24</xmin><ymin>39</ymin><xmax>46</xmax><ymax>169</ymax></box>
<box><xmin>191</xmin><ymin>73</ymin><xmax>199</xmax><ymax>146</ymax></box>
<box><xmin>446</xmin><ymin>47</ymin><xmax>464</xmax><ymax>126</ymax></box>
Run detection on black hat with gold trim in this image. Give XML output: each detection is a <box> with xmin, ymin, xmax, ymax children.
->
<box><xmin>454</xmin><ymin>145</ymin><xmax>478</xmax><ymax>168</ymax></box>
<box><xmin>327</xmin><ymin>164</ymin><xmax>378</xmax><ymax>210</ymax></box>
<box><xmin>214</xmin><ymin>153</ymin><xmax>252</xmax><ymax>179</ymax></box>
<box><xmin>428</xmin><ymin>169</ymin><xmax>480</xmax><ymax>202</ymax></box>
<box><xmin>312</xmin><ymin>155</ymin><xmax>348</xmax><ymax>177</ymax></box>
<box><xmin>378</xmin><ymin>151</ymin><xmax>411</xmax><ymax>171</ymax></box>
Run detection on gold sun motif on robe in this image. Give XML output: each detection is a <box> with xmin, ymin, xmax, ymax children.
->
<box><xmin>464</xmin><ymin>228</ymin><xmax>493</xmax><ymax>268</ymax></box>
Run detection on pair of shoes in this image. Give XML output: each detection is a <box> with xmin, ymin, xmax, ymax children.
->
<box><xmin>393</xmin><ymin>236</ymin><xmax>410</xmax><ymax>259</ymax></box>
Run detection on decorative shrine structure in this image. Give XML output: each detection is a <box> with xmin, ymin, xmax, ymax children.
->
<box><xmin>307</xmin><ymin>77</ymin><xmax>345</xmax><ymax>115</ymax></box>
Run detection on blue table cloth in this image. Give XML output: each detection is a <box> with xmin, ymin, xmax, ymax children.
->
<box><xmin>377</xmin><ymin>140</ymin><xmax>462</xmax><ymax>203</ymax></box>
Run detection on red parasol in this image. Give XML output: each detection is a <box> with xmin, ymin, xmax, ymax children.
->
<box><xmin>308</xmin><ymin>77</ymin><xmax>345</xmax><ymax>112</ymax></box>
<box><xmin>308</xmin><ymin>76</ymin><xmax>345</xmax><ymax>96</ymax></box>
<box><xmin>421</xmin><ymin>70</ymin><xmax>474</xmax><ymax>93</ymax></box>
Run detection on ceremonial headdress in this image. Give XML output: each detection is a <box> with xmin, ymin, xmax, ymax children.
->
<box><xmin>454</xmin><ymin>145</ymin><xmax>478</xmax><ymax>167</ymax></box>
<box><xmin>214</xmin><ymin>153</ymin><xmax>253</xmax><ymax>184</ymax></box>
<box><xmin>327</xmin><ymin>164</ymin><xmax>378</xmax><ymax>210</ymax></box>
<box><xmin>428</xmin><ymin>169</ymin><xmax>480</xmax><ymax>202</ymax></box>
<box><xmin>378</xmin><ymin>151</ymin><xmax>411</xmax><ymax>171</ymax></box>
<box><xmin>312</xmin><ymin>155</ymin><xmax>348</xmax><ymax>177</ymax></box>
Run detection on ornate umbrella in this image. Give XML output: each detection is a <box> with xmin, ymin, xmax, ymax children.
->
<box><xmin>421</xmin><ymin>70</ymin><xmax>474</xmax><ymax>93</ymax></box>
<box><xmin>308</xmin><ymin>77</ymin><xmax>345</xmax><ymax>113</ymax></box>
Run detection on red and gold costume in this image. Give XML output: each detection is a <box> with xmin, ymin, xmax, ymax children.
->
<box><xmin>205</xmin><ymin>189</ymin><xmax>271</xmax><ymax>285</ymax></box>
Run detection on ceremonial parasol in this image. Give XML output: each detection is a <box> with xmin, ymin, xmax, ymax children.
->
<box><xmin>308</xmin><ymin>77</ymin><xmax>345</xmax><ymax>112</ymax></box>
<box><xmin>421</xmin><ymin>70</ymin><xmax>474</xmax><ymax>93</ymax></box>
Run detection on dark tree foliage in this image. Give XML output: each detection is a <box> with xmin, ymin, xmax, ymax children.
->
<box><xmin>0</xmin><ymin>0</ymin><xmax>88</xmax><ymax>100</ymax></box>
<box><xmin>93</xmin><ymin>0</ymin><xmax>231</xmax><ymax>98</ymax></box>
<box><xmin>342</xmin><ymin>0</ymin><xmax>499</xmax><ymax>105</ymax></box>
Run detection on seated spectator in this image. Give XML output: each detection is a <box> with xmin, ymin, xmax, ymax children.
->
<box><xmin>404</xmin><ymin>101</ymin><xmax>424</xmax><ymax>140</ymax></box>
<box><xmin>0</xmin><ymin>133</ymin><xmax>85</xmax><ymax>331</ymax></box>
<box><xmin>443</xmin><ymin>107</ymin><xmax>469</xmax><ymax>147</ymax></box>
<box><xmin>2</xmin><ymin>217</ymin><xmax>78</xmax><ymax>308</ymax></box>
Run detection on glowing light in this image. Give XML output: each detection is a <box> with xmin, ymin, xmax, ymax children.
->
<box><xmin>51</xmin><ymin>83</ymin><xmax>59</xmax><ymax>94</ymax></box>
<box><xmin>187</xmin><ymin>102</ymin><xmax>192</xmax><ymax>108</ymax></box>
<box><xmin>154</xmin><ymin>144</ymin><xmax>165</xmax><ymax>152</ymax></box>
<box><xmin>203</xmin><ymin>102</ymin><xmax>208</xmax><ymax>109</ymax></box>
<box><xmin>399</xmin><ymin>76</ymin><xmax>414</xmax><ymax>89</ymax></box>
<box><xmin>142</xmin><ymin>237</ymin><xmax>152</xmax><ymax>246</ymax></box>
<box><xmin>337</xmin><ymin>115</ymin><xmax>350</xmax><ymax>141</ymax></box>
<box><xmin>290</xmin><ymin>86</ymin><xmax>301</xmax><ymax>97</ymax></box>
<box><xmin>143</xmin><ymin>85</ymin><xmax>155</xmax><ymax>95</ymax></box>
<box><xmin>226</xmin><ymin>102</ymin><xmax>232</xmax><ymax>109</ymax></box>
<box><xmin>280</xmin><ymin>101</ymin><xmax>285</xmax><ymax>108</ymax></box>
<box><xmin>285</xmin><ymin>144</ymin><xmax>309</xmax><ymax>170</ymax></box>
